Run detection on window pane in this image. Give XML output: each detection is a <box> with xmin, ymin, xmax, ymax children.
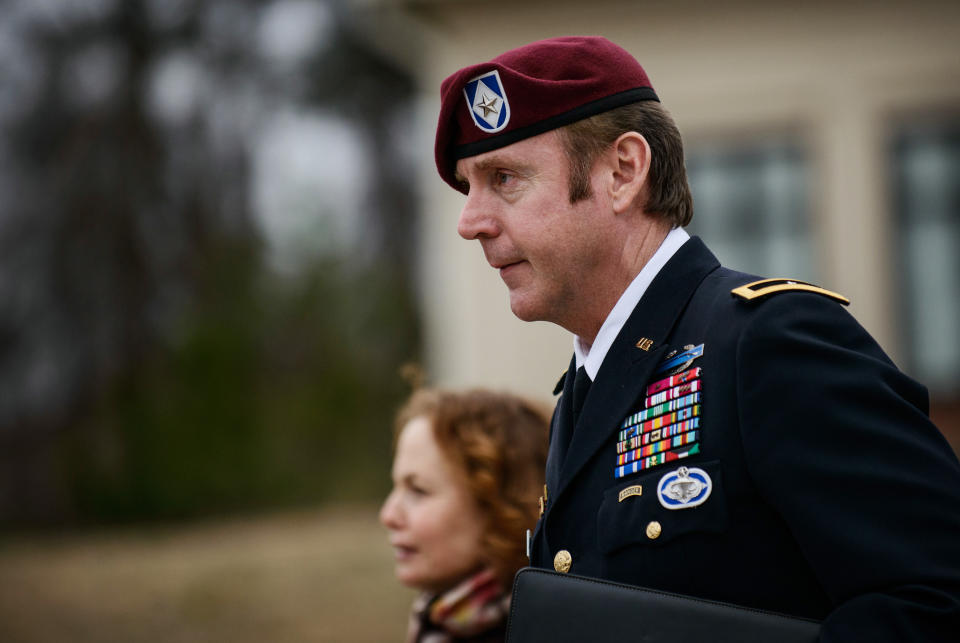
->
<box><xmin>894</xmin><ymin>120</ymin><xmax>960</xmax><ymax>392</ymax></box>
<box><xmin>686</xmin><ymin>139</ymin><xmax>815</xmax><ymax>282</ymax></box>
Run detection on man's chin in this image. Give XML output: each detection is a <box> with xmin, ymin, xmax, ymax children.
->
<box><xmin>508</xmin><ymin>295</ymin><xmax>546</xmax><ymax>323</ymax></box>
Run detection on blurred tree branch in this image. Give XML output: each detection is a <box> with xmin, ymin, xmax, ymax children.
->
<box><xmin>0</xmin><ymin>0</ymin><xmax>420</xmax><ymax>524</ymax></box>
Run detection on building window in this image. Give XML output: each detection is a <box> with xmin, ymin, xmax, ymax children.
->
<box><xmin>686</xmin><ymin>139</ymin><xmax>815</xmax><ymax>282</ymax></box>
<box><xmin>893</xmin><ymin>118</ymin><xmax>960</xmax><ymax>393</ymax></box>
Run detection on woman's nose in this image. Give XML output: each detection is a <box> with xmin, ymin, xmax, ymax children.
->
<box><xmin>379</xmin><ymin>489</ymin><xmax>402</xmax><ymax>529</ymax></box>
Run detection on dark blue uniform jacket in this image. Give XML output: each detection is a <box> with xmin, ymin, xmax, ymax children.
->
<box><xmin>530</xmin><ymin>236</ymin><xmax>960</xmax><ymax>641</ymax></box>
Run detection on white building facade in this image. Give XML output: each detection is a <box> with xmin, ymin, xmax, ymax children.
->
<box><xmin>373</xmin><ymin>0</ymin><xmax>960</xmax><ymax>447</ymax></box>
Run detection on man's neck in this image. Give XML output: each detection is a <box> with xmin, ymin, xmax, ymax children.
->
<box><xmin>622</xmin><ymin>219</ymin><xmax>673</xmax><ymax>291</ymax></box>
<box><xmin>573</xmin><ymin>225</ymin><xmax>690</xmax><ymax>377</ymax></box>
<box><xmin>574</xmin><ymin>219</ymin><xmax>673</xmax><ymax>345</ymax></box>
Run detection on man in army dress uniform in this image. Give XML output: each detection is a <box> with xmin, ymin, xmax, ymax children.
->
<box><xmin>434</xmin><ymin>36</ymin><xmax>960</xmax><ymax>640</ymax></box>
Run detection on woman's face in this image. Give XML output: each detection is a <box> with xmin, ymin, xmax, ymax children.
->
<box><xmin>379</xmin><ymin>415</ymin><xmax>487</xmax><ymax>594</ymax></box>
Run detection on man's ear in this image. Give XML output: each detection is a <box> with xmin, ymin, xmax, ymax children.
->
<box><xmin>609</xmin><ymin>132</ymin><xmax>651</xmax><ymax>214</ymax></box>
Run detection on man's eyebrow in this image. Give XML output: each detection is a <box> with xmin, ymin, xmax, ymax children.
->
<box><xmin>457</xmin><ymin>155</ymin><xmax>534</xmax><ymax>183</ymax></box>
<box><xmin>477</xmin><ymin>155</ymin><xmax>532</xmax><ymax>173</ymax></box>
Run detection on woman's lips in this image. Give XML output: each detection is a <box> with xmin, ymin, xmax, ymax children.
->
<box><xmin>392</xmin><ymin>544</ymin><xmax>416</xmax><ymax>561</ymax></box>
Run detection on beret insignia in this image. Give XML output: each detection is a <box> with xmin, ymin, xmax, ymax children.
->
<box><xmin>435</xmin><ymin>36</ymin><xmax>659</xmax><ymax>192</ymax></box>
<box><xmin>464</xmin><ymin>70</ymin><xmax>510</xmax><ymax>133</ymax></box>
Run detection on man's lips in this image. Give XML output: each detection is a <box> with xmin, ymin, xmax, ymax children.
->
<box><xmin>496</xmin><ymin>260</ymin><xmax>525</xmax><ymax>277</ymax></box>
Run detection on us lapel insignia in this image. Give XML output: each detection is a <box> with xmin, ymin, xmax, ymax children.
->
<box><xmin>657</xmin><ymin>466</ymin><xmax>712</xmax><ymax>509</ymax></box>
<box><xmin>613</xmin><ymin>345</ymin><xmax>705</xmax><ymax>479</ymax></box>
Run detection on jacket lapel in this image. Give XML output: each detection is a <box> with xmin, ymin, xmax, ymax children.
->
<box><xmin>544</xmin><ymin>355</ymin><xmax>577</xmax><ymax>494</ymax></box>
<box><xmin>552</xmin><ymin>236</ymin><xmax>720</xmax><ymax>503</ymax></box>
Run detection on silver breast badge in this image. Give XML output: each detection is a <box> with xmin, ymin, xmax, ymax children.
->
<box><xmin>657</xmin><ymin>466</ymin><xmax>712</xmax><ymax>509</ymax></box>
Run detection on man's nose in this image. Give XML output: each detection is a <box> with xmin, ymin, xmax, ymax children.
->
<box><xmin>458</xmin><ymin>192</ymin><xmax>500</xmax><ymax>240</ymax></box>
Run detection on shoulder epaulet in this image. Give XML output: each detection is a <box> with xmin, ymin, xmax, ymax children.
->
<box><xmin>553</xmin><ymin>370</ymin><xmax>567</xmax><ymax>396</ymax></box>
<box><xmin>731</xmin><ymin>278</ymin><xmax>850</xmax><ymax>305</ymax></box>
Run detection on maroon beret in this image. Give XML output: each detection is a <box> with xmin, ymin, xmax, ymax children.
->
<box><xmin>434</xmin><ymin>36</ymin><xmax>659</xmax><ymax>192</ymax></box>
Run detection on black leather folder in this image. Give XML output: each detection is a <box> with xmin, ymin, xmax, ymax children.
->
<box><xmin>506</xmin><ymin>567</ymin><xmax>820</xmax><ymax>642</ymax></box>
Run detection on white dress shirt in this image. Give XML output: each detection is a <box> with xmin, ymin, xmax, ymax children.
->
<box><xmin>574</xmin><ymin>226</ymin><xmax>690</xmax><ymax>380</ymax></box>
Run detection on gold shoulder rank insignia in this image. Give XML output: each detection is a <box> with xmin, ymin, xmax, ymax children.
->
<box><xmin>731</xmin><ymin>278</ymin><xmax>850</xmax><ymax>305</ymax></box>
<box><xmin>553</xmin><ymin>370</ymin><xmax>567</xmax><ymax>395</ymax></box>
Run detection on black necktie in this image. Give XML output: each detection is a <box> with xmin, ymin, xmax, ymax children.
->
<box><xmin>571</xmin><ymin>366</ymin><xmax>592</xmax><ymax>432</ymax></box>
<box><xmin>547</xmin><ymin>366</ymin><xmax>593</xmax><ymax>485</ymax></box>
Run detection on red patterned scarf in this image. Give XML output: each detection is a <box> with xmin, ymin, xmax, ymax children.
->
<box><xmin>406</xmin><ymin>568</ymin><xmax>510</xmax><ymax>642</ymax></box>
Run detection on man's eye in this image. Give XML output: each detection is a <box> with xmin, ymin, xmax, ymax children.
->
<box><xmin>496</xmin><ymin>171</ymin><xmax>513</xmax><ymax>186</ymax></box>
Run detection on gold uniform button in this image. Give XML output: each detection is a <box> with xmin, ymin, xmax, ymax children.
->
<box><xmin>646</xmin><ymin>521</ymin><xmax>662</xmax><ymax>540</ymax></box>
<box><xmin>553</xmin><ymin>549</ymin><xmax>572</xmax><ymax>573</ymax></box>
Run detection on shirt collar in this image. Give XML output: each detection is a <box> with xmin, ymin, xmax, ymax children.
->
<box><xmin>574</xmin><ymin>226</ymin><xmax>690</xmax><ymax>380</ymax></box>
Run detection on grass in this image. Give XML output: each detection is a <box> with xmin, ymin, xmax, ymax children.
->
<box><xmin>0</xmin><ymin>505</ymin><xmax>416</xmax><ymax>642</ymax></box>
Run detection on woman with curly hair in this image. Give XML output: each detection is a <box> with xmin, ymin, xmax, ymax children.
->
<box><xmin>380</xmin><ymin>388</ymin><xmax>549</xmax><ymax>643</ymax></box>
